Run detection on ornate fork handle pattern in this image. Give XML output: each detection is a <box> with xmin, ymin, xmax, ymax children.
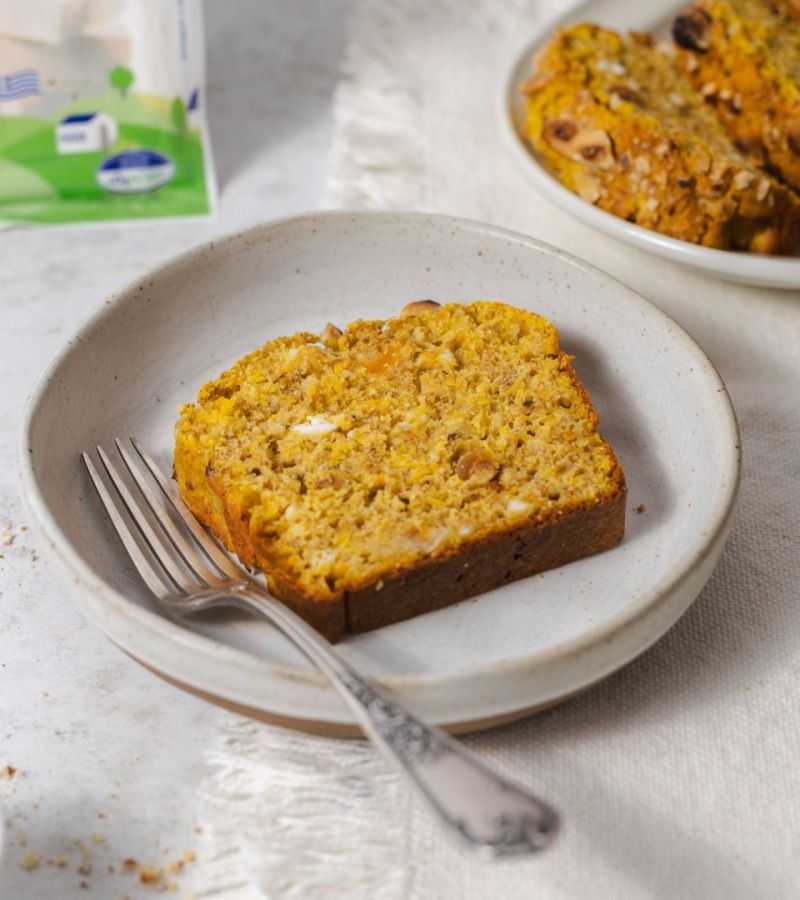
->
<box><xmin>234</xmin><ymin>585</ymin><xmax>559</xmax><ymax>857</ymax></box>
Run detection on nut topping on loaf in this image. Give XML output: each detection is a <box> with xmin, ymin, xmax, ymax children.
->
<box><xmin>175</xmin><ymin>301</ymin><xmax>626</xmax><ymax>641</ymax></box>
<box><xmin>400</xmin><ymin>299</ymin><xmax>442</xmax><ymax>316</ymax></box>
<box><xmin>673</xmin><ymin>7</ymin><xmax>713</xmax><ymax>52</ymax></box>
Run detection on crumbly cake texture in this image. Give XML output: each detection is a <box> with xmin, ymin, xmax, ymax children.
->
<box><xmin>175</xmin><ymin>301</ymin><xmax>626</xmax><ymax>641</ymax></box>
<box><xmin>521</xmin><ymin>23</ymin><xmax>800</xmax><ymax>254</ymax></box>
<box><xmin>673</xmin><ymin>0</ymin><xmax>800</xmax><ymax>190</ymax></box>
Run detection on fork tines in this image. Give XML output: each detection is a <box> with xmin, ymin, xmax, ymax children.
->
<box><xmin>82</xmin><ymin>438</ymin><xmax>241</xmax><ymax>601</ymax></box>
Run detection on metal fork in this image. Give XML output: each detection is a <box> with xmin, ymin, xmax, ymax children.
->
<box><xmin>82</xmin><ymin>438</ymin><xmax>559</xmax><ymax>858</ymax></box>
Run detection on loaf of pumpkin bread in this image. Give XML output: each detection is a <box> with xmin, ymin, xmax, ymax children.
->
<box><xmin>673</xmin><ymin>0</ymin><xmax>800</xmax><ymax>190</ymax></box>
<box><xmin>521</xmin><ymin>23</ymin><xmax>800</xmax><ymax>253</ymax></box>
<box><xmin>174</xmin><ymin>301</ymin><xmax>626</xmax><ymax>642</ymax></box>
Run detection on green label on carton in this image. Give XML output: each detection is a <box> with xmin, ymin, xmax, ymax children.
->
<box><xmin>0</xmin><ymin>1</ymin><xmax>215</xmax><ymax>224</ymax></box>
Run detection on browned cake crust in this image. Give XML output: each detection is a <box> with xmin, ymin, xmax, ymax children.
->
<box><xmin>345</xmin><ymin>490</ymin><xmax>626</xmax><ymax>635</ymax></box>
<box><xmin>203</xmin><ymin>467</ymin><xmax>625</xmax><ymax>642</ymax></box>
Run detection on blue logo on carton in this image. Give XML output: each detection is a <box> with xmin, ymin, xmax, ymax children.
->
<box><xmin>96</xmin><ymin>150</ymin><xmax>174</xmax><ymax>194</ymax></box>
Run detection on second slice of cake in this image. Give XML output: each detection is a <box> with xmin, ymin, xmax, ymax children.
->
<box><xmin>673</xmin><ymin>0</ymin><xmax>800</xmax><ymax>191</ymax></box>
<box><xmin>521</xmin><ymin>23</ymin><xmax>800</xmax><ymax>253</ymax></box>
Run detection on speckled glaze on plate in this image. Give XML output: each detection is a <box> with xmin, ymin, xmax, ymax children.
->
<box><xmin>20</xmin><ymin>211</ymin><xmax>740</xmax><ymax>735</ymax></box>
<box><xmin>502</xmin><ymin>0</ymin><xmax>800</xmax><ymax>290</ymax></box>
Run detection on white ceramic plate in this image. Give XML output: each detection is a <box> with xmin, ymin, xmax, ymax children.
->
<box><xmin>502</xmin><ymin>0</ymin><xmax>800</xmax><ymax>289</ymax></box>
<box><xmin>20</xmin><ymin>211</ymin><xmax>740</xmax><ymax>734</ymax></box>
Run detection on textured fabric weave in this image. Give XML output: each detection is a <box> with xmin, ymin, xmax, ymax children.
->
<box><xmin>192</xmin><ymin>2</ymin><xmax>800</xmax><ymax>897</ymax></box>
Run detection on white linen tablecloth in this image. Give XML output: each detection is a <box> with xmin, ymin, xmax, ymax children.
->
<box><xmin>189</xmin><ymin>1</ymin><xmax>800</xmax><ymax>898</ymax></box>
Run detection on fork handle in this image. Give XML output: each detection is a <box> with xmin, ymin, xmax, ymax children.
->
<box><xmin>227</xmin><ymin>583</ymin><xmax>558</xmax><ymax>857</ymax></box>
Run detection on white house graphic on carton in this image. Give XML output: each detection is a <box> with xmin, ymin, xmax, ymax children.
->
<box><xmin>56</xmin><ymin>113</ymin><xmax>118</xmax><ymax>154</ymax></box>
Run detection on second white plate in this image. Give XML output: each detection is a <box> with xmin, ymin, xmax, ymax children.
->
<box><xmin>502</xmin><ymin>0</ymin><xmax>800</xmax><ymax>289</ymax></box>
<box><xmin>21</xmin><ymin>211</ymin><xmax>739</xmax><ymax>733</ymax></box>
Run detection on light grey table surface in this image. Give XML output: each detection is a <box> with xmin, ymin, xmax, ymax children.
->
<box><xmin>0</xmin><ymin>2</ymin><xmax>354</xmax><ymax>896</ymax></box>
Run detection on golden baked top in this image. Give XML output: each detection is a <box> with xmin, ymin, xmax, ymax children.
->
<box><xmin>175</xmin><ymin>301</ymin><xmax>624</xmax><ymax>599</ymax></box>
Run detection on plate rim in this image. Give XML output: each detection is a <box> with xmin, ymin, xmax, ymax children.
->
<box><xmin>499</xmin><ymin>0</ymin><xmax>800</xmax><ymax>289</ymax></box>
<box><xmin>18</xmin><ymin>209</ymin><xmax>742</xmax><ymax>726</ymax></box>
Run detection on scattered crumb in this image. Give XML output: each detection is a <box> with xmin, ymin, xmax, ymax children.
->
<box><xmin>27</xmin><ymin>549</ymin><xmax>39</xmax><ymax>563</ymax></box>
<box><xmin>1</xmin><ymin>523</ymin><xmax>15</xmax><ymax>546</ymax></box>
<box><xmin>74</xmin><ymin>840</ymin><xmax>92</xmax><ymax>875</ymax></box>
<box><xmin>2</xmin><ymin>764</ymin><xmax>17</xmax><ymax>779</ymax></box>
<box><xmin>139</xmin><ymin>864</ymin><xmax>163</xmax><ymax>885</ymax></box>
<box><xmin>636</xmin><ymin>504</ymin><xmax>646</xmax><ymax>514</ymax></box>
<box><xmin>24</xmin><ymin>833</ymin><xmax>194</xmax><ymax>891</ymax></box>
<box><xmin>97</xmin><ymin>812</ymin><xmax>107</xmax><ymax>819</ymax></box>
<box><xmin>21</xmin><ymin>525</ymin><xmax>28</xmax><ymax>532</ymax></box>
<box><xmin>41</xmin><ymin>691</ymin><xmax>49</xmax><ymax>698</ymax></box>
<box><xmin>21</xmin><ymin>850</ymin><xmax>40</xmax><ymax>871</ymax></box>
<box><xmin>192</xmin><ymin>827</ymin><xmax>202</xmax><ymax>834</ymax></box>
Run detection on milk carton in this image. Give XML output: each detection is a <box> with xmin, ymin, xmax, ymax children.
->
<box><xmin>0</xmin><ymin>0</ymin><xmax>216</xmax><ymax>224</ymax></box>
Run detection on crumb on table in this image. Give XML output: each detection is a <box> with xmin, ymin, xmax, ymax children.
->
<box><xmin>139</xmin><ymin>864</ymin><xmax>163</xmax><ymax>885</ymax></box>
<box><xmin>21</xmin><ymin>850</ymin><xmax>40</xmax><ymax>871</ymax></box>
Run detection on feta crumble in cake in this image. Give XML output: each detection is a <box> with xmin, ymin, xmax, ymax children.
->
<box><xmin>174</xmin><ymin>301</ymin><xmax>626</xmax><ymax>641</ymax></box>
<box><xmin>521</xmin><ymin>23</ymin><xmax>800</xmax><ymax>254</ymax></box>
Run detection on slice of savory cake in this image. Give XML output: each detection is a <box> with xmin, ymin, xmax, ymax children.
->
<box><xmin>673</xmin><ymin>0</ymin><xmax>800</xmax><ymax>190</ymax></box>
<box><xmin>521</xmin><ymin>23</ymin><xmax>800</xmax><ymax>253</ymax></box>
<box><xmin>174</xmin><ymin>301</ymin><xmax>626</xmax><ymax>642</ymax></box>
